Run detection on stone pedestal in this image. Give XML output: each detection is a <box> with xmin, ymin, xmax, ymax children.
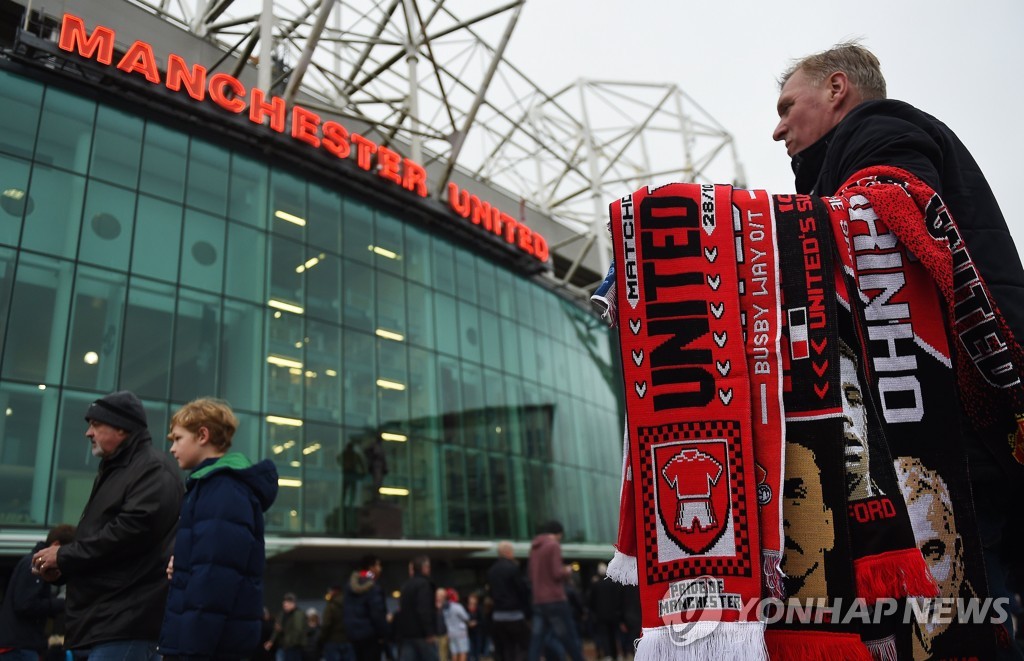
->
<box><xmin>356</xmin><ymin>501</ymin><xmax>403</xmax><ymax>538</ymax></box>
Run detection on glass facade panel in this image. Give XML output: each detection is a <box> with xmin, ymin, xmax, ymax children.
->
<box><xmin>186</xmin><ymin>139</ymin><xmax>230</xmax><ymax>216</ymax></box>
<box><xmin>139</xmin><ymin>123</ymin><xmax>187</xmax><ymax>203</ymax></box>
<box><xmin>229</xmin><ymin>154</ymin><xmax>268</xmax><ymax>228</ymax></box>
<box><xmin>342</xmin><ymin>198</ymin><xmax>372</xmax><ymax>263</ymax></box>
<box><xmin>22</xmin><ymin>165</ymin><xmax>85</xmax><ymax>259</ymax></box>
<box><xmin>0</xmin><ymin>70</ymin><xmax>623</xmax><ymax>546</ymax></box>
<box><xmin>63</xmin><ymin>266</ymin><xmax>126</xmax><ymax>392</ymax></box>
<box><xmin>220</xmin><ymin>299</ymin><xmax>263</xmax><ymax>411</ymax></box>
<box><xmin>132</xmin><ymin>195</ymin><xmax>182</xmax><ymax>283</ymax></box>
<box><xmin>35</xmin><ymin>88</ymin><xmax>94</xmax><ymax>175</ymax></box>
<box><xmin>90</xmin><ymin>105</ymin><xmax>143</xmax><ymax>187</ymax></box>
<box><xmin>180</xmin><ymin>208</ymin><xmax>226</xmax><ymax>293</ymax></box>
<box><xmin>0</xmin><ymin>381</ymin><xmax>59</xmax><ymax>525</ymax></box>
<box><xmin>2</xmin><ymin>254</ymin><xmax>72</xmax><ymax>384</ymax></box>
<box><xmin>0</xmin><ymin>70</ymin><xmax>43</xmax><ymax>160</ymax></box>
<box><xmin>343</xmin><ymin>330</ymin><xmax>376</xmax><ymax>428</ymax></box>
<box><xmin>171</xmin><ymin>289</ymin><xmax>221</xmax><ymax>402</ymax></box>
<box><xmin>374</xmin><ymin>212</ymin><xmax>404</xmax><ymax>277</ymax></box>
<box><xmin>405</xmin><ymin>282</ymin><xmax>434</xmax><ymax>350</ymax></box>
<box><xmin>342</xmin><ymin>259</ymin><xmax>374</xmax><ymax>332</ymax></box>
<box><xmin>79</xmin><ymin>180</ymin><xmax>136</xmax><ymax>272</ymax></box>
<box><xmin>305</xmin><ymin>320</ymin><xmax>342</xmax><ymax>423</ymax></box>
<box><xmin>121</xmin><ymin>278</ymin><xmax>176</xmax><ymax>400</ymax></box>
<box><xmin>307</xmin><ymin>183</ymin><xmax>342</xmax><ymax>255</ymax></box>
<box><xmin>0</xmin><ymin>248</ymin><xmax>17</xmax><ymax>358</ymax></box>
<box><xmin>0</xmin><ymin>154</ymin><xmax>31</xmax><ymax>247</ymax></box>
<box><xmin>225</xmin><ymin>221</ymin><xmax>266</xmax><ymax>303</ymax></box>
<box><xmin>305</xmin><ymin>250</ymin><xmax>341</xmax><ymax>324</ymax></box>
<box><xmin>270</xmin><ymin>169</ymin><xmax>306</xmax><ymax>242</ymax></box>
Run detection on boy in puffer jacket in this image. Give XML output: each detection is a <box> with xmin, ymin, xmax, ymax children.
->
<box><xmin>158</xmin><ymin>398</ymin><xmax>279</xmax><ymax>660</ymax></box>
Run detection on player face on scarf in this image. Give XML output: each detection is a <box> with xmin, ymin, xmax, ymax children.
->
<box><xmin>782</xmin><ymin>441</ymin><xmax>835</xmax><ymax>599</ymax></box>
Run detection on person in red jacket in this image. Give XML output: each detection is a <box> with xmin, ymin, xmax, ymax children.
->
<box><xmin>526</xmin><ymin>521</ymin><xmax>583</xmax><ymax>661</ymax></box>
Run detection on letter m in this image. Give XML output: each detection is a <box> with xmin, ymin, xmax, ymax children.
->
<box><xmin>59</xmin><ymin>14</ymin><xmax>115</xmax><ymax>65</ymax></box>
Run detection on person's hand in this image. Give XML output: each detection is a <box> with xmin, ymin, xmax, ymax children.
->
<box><xmin>31</xmin><ymin>546</ymin><xmax>60</xmax><ymax>579</ymax></box>
<box><xmin>166</xmin><ymin>555</ymin><xmax>174</xmax><ymax>580</ymax></box>
<box><xmin>263</xmin><ymin>640</ymin><xmax>273</xmax><ymax>651</ymax></box>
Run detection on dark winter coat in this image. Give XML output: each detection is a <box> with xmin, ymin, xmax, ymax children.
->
<box><xmin>791</xmin><ymin>98</ymin><xmax>1024</xmax><ymax>347</ymax></box>
<box><xmin>587</xmin><ymin>577</ymin><xmax>623</xmax><ymax>623</ymax></box>
<box><xmin>393</xmin><ymin>573</ymin><xmax>437</xmax><ymax>640</ymax></box>
<box><xmin>0</xmin><ymin>541</ymin><xmax>64</xmax><ymax>652</ymax></box>
<box><xmin>320</xmin><ymin>590</ymin><xmax>348</xmax><ymax>646</ymax></box>
<box><xmin>158</xmin><ymin>453</ymin><xmax>279</xmax><ymax>659</ymax></box>
<box><xmin>57</xmin><ymin>429</ymin><xmax>184</xmax><ymax>649</ymax></box>
<box><xmin>343</xmin><ymin>570</ymin><xmax>389</xmax><ymax>642</ymax></box>
<box><xmin>486</xmin><ymin>557</ymin><xmax>529</xmax><ymax>614</ymax></box>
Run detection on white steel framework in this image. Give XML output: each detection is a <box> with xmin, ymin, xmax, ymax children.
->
<box><xmin>126</xmin><ymin>0</ymin><xmax>745</xmax><ymax>292</ymax></box>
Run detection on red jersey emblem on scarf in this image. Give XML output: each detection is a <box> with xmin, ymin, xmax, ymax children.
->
<box><xmin>654</xmin><ymin>440</ymin><xmax>731</xmax><ymax>555</ymax></box>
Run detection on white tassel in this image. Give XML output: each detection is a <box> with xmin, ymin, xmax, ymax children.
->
<box><xmin>634</xmin><ymin>622</ymin><xmax>767</xmax><ymax>661</ymax></box>
<box><xmin>605</xmin><ymin>550</ymin><xmax>638</xmax><ymax>585</ymax></box>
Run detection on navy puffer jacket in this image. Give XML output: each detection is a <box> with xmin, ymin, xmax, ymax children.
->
<box><xmin>158</xmin><ymin>453</ymin><xmax>279</xmax><ymax>660</ymax></box>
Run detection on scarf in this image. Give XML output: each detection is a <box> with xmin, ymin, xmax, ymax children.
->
<box><xmin>828</xmin><ymin>166</ymin><xmax>1024</xmax><ymax>658</ymax></box>
<box><xmin>608</xmin><ymin>183</ymin><xmax>766</xmax><ymax>659</ymax></box>
<box><xmin>603</xmin><ymin>168</ymin><xmax>1022</xmax><ymax>658</ymax></box>
<box><xmin>765</xmin><ymin>193</ymin><xmax>872</xmax><ymax>659</ymax></box>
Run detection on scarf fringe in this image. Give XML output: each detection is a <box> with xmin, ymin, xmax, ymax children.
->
<box><xmin>765</xmin><ymin>629</ymin><xmax>873</xmax><ymax>660</ymax></box>
<box><xmin>853</xmin><ymin>548</ymin><xmax>939</xmax><ymax>602</ymax></box>
<box><xmin>606</xmin><ymin>549</ymin><xmax>638</xmax><ymax>586</ymax></box>
<box><xmin>635</xmin><ymin>622</ymin><xmax>766</xmax><ymax>661</ymax></box>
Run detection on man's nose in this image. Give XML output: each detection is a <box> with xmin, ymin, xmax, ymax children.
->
<box><xmin>772</xmin><ymin>120</ymin><xmax>785</xmax><ymax>142</ymax></box>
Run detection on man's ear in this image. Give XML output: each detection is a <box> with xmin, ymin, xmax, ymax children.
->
<box><xmin>827</xmin><ymin>71</ymin><xmax>850</xmax><ymax>106</ymax></box>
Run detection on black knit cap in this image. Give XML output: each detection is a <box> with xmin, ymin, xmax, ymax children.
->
<box><xmin>84</xmin><ymin>391</ymin><xmax>148</xmax><ymax>432</ymax></box>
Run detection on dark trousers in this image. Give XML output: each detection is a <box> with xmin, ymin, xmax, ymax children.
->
<box><xmin>398</xmin><ymin>638</ymin><xmax>438</xmax><ymax>661</ymax></box>
<box><xmin>527</xmin><ymin>602</ymin><xmax>583</xmax><ymax>661</ymax></box>
<box><xmin>352</xmin><ymin>638</ymin><xmax>383</xmax><ymax>661</ymax></box>
<box><xmin>592</xmin><ymin>618</ymin><xmax>621</xmax><ymax>658</ymax></box>
<box><xmin>491</xmin><ymin>619</ymin><xmax>529</xmax><ymax>661</ymax></box>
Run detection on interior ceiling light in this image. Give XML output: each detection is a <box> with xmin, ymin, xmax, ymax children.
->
<box><xmin>295</xmin><ymin>253</ymin><xmax>326</xmax><ymax>273</ymax></box>
<box><xmin>367</xmin><ymin>244</ymin><xmax>398</xmax><ymax>259</ymax></box>
<box><xmin>266</xmin><ymin>415</ymin><xmax>303</xmax><ymax>427</ymax></box>
<box><xmin>268</xmin><ymin>299</ymin><xmax>304</xmax><ymax>315</ymax></box>
<box><xmin>376</xmin><ymin>378</ymin><xmax>406</xmax><ymax>391</ymax></box>
<box><xmin>274</xmin><ymin>210</ymin><xmax>306</xmax><ymax>226</ymax></box>
<box><xmin>381</xmin><ymin>432</ymin><xmax>408</xmax><ymax>442</ymax></box>
<box><xmin>267</xmin><ymin>355</ymin><xmax>303</xmax><ymax>369</ymax></box>
<box><xmin>375</xmin><ymin>328</ymin><xmax>405</xmax><ymax>342</ymax></box>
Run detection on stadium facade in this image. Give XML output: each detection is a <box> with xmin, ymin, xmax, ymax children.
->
<box><xmin>0</xmin><ymin>0</ymin><xmax>629</xmax><ymax>596</ymax></box>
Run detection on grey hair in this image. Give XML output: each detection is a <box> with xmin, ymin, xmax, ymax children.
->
<box><xmin>779</xmin><ymin>40</ymin><xmax>886</xmax><ymax>101</ymax></box>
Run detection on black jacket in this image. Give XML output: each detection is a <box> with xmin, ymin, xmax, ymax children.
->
<box><xmin>0</xmin><ymin>541</ymin><xmax>64</xmax><ymax>652</ymax></box>
<box><xmin>393</xmin><ymin>573</ymin><xmax>436</xmax><ymax>640</ymax></box>
<box><xmin>343</xmin><ymin>570</ymin><xmax>389</xmax><ymax>642</ymax></box>
<box><xmin>486</xmin><ymin>557</ymin><xmax>529</xmax><ymax>614</ymax></box>
<box><xmin>792</xmin><ymin>98</ymin><xmax>1024</xmax><ymax>346</ymax></box>
<box><xmin>57</xmin><ymin>428</ymin><xmax>184</xmax><ymax>649</ymax></box>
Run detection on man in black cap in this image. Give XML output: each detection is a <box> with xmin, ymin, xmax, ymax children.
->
<box><xmin>31</xmin><ymin>391</ymin><xmax>183</xmax><ymax>660</ymax></box>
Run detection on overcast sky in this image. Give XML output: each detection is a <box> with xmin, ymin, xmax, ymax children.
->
<box><xmin>504</xmin><ymin>0</ymin><xmax>1024</xmax><ymax>251</ymax></box>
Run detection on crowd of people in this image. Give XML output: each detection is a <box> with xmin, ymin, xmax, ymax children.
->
<box><xmin>0</xmin><ymin>391</ymin><xmax>634</xmax><ymax>661</ymax></box>
<box><xmin>257</xmin><ymin>527</ymin><xmax>641</xmax><ymax>661</ymax></box>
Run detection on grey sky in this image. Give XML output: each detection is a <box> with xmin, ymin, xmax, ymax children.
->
<box><xmin>505</xmin><ymin>0</ymin><xmax>1024</xmax><ymax>251</ymax></box>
